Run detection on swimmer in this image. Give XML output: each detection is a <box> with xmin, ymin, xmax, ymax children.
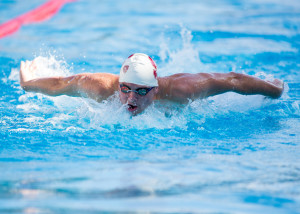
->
<box><xmin>20</xmin><ymin>53</ymin><xmax>284</xmax><ymax>115</ymax></box>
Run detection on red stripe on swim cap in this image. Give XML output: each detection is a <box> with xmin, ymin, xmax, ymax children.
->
<box><xmin>148</xmin><ymin>56</ymin><xmax>158</xmax><ymax>79</ymax></box>
<box><xmin>153</xmin><ymin>69</ymin><xmax>157</xmax><ymax>79</ymax></box>
<box><xmin>128</xmin><ymin>54</ymin><xmax>134</xmax><ymax>58</ymax></box>
<box><xmin>148</xmin><ymin>56</ymin><xmax>157</xmax><ymax>70</ymax></box>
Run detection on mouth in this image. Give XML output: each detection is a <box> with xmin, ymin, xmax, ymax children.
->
<box><xmin>127</xmin><ymin>104</ymin><xmax>138</xmax><ymax>112</ymax></box>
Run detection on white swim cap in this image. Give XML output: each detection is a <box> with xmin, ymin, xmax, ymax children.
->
<box><xmin>119</xmin><ymin>53</ymin><xmax>158</xmax><ymax>87</ymax></box>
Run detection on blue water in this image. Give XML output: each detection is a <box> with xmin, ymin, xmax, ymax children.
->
<box><xmin>1</xmin><ymin>0</ymin><xmax>300</xmax><ymax>213</ymax></box>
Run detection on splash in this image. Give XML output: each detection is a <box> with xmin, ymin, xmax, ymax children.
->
<box><xmin>9</xmin><ymin>55</ymin><xmax>71</xmax><ymax>82</ymax></box>
<box><xmin>0</xmin><ymin>0</ymin><xmax>77</xmax><ymax>39</ymax></box>
<box><xmin>159</xmin><ymin>27</ymin><xmax>204</xmax><ymax>76</ymax></box>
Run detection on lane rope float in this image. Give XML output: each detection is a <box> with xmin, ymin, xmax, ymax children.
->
<box><xmin>0</xmin><ymin>0</ymin><xmax>76</xmax><ymax>39</ymax></box>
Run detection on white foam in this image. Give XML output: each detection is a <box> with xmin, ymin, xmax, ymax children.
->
<box><xmin>159</xmin><ymin>27</ymin><xmax>205</xmax><ymax>76</ymax></box>
<box><xmin>32</xmin><ymin>55</ymin><xmax>72</xmax><ymax>77</ymax></box>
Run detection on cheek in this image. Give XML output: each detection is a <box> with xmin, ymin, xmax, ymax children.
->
<box><xmin>142</xmin><ymin>93</ymin><xmax>156</xmax><ymax>107</ymax></box>
<box><xmin>140</xmin><ymin>96</ymin><xmax>153</xmax><ymax>107</ymax></box>
<box><xmin>119</xmin><ymin>91</ymin><xmax>127</xmax><ymax>104</ymax></box>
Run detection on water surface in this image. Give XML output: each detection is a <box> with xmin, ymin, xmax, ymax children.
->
<box><xmin>0</xmin><ymin>0</ymin><xmax>300</xmax><ymax>213</ymax></box>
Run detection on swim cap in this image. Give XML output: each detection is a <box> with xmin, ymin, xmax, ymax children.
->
<box><xmin>119</xmin><ymin>53</ymin><xmax>158</xmax><ymax>87</ymax></box>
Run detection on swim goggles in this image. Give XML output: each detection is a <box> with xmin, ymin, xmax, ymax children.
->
<box><xmin>120</xmin><ymin>84</ymin><xmax>154</xmax><ymax>96</ymax></box>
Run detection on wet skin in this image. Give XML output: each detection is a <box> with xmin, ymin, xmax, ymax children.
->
<box><xmin>118</xmin><ymin>82</ymin><xmax>158</xmax><ymax>115</ymax></box>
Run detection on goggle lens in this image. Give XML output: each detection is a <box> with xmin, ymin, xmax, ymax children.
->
<box><xmin>120</xmin><ymin>86</ymin><xmax>130</xmax><ymax>93</ymax></box>
<box><xmin>137</xmin><ymin>89</ymin><xmax>147</xmax><ymax>96</ymax></box>
<box><xmin>120</xmin><ymin>85</ymin><xmax>154</xmax><ymax>96</ymax></box>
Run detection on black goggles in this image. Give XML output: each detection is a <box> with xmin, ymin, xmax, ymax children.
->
<box><xmin>120</xmin><ymin>84</ymin><xmax>154</xmax><ymax>96</ymax></box>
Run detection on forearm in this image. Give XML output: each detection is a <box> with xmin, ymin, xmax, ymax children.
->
<box><xmin>20</xmin><ymin>76</ymin><xmax>80</xmax><ymax>96</ymax></box>
<box><xmin>227</xmin><ymin>72</ymin><xmax>283</xmax><ymax>98</ymax></box>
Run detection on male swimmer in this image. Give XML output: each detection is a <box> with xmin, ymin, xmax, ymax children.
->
<box><xmin>20</xmin><ymin>53</ymin><xmax>284</xmax><ymax>115</ymax></box>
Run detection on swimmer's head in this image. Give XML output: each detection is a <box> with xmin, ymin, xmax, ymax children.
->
<box><xmin>119</xmin><ymin>53</ymin><xmax>159</xmax><ymax>115</ymax></box>
<box><xmin>119</xmin><ymin>53</ymin><xmax>158</xmax><ymax>87</ymax></box>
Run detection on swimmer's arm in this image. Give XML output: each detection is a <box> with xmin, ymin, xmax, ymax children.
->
<box><xmin>20</xmin><ymin>61</ymin><xmax>118</xmax><ymax>101</ymax></box>
<box><xmin>21</xmin><ymin>75</ymin><xmax>81</xmax><ymax>97</ymax></box>
<box><xmin>208</xmin><ymin>72</ymin><xmax>284</xmax><ymax>98</ymax></box>
<box><xmin>165</xmin><ymin>72</ymin><xmax>284</xmax><ymax>102</ymax></box>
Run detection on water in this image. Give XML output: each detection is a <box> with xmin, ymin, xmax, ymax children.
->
<box><xmin>1</xmin><ymin>0</ymin><xmax>300</xmax><ymax>213</ymax></box>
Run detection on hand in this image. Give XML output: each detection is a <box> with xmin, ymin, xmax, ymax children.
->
<box><xmin>20</xmin><ymin>60</ymin><xmax>38</xmax><ymax>83</ymax></box>
<box><xmin>267</xmin><ymin>78</ymin><xmax>284</xmax><ymax>98</ymax></box>
<box><xmin>270</xmin><ymin>79</ymin><xmax>284</xmax><ymax>89</ymax></box>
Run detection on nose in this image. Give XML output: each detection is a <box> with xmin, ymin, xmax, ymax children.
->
<box><xmin>127</xmin><ymin>91</ymin><xmax>138</xmax><ymax>102</ymax></box>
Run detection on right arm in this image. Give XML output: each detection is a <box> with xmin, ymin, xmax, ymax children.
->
<box><xmin>20</xmin><ymin>60</ymin><xmax>119</xmax><ymax>101</ymax></box>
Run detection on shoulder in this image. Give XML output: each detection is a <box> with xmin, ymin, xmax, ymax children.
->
<box><xmin>157</xmin><ymin>74</ymin><xmax>196</xmax><ymax>102</ymax></box>
<box><xmin>157</xmin><ymin>73</ymin><xmax>218</xmax><ymax>102</ymax></box>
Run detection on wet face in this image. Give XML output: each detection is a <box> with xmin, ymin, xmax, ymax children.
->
<box><xmin>119</xmin><ymin>82</ymin><xmax>158</xmax><ymax>115</ymax></box>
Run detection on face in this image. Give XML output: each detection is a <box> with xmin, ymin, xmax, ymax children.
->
<box><xmin>119</xmin><ymin>82</ymin><xmax>158</xmax><ymax>115</ymax></box>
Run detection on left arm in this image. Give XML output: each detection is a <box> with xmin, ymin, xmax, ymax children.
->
<box><xmin>161</xmin><ymin>72</ymin><xmax>284</xmax><ymax>103</ymax></box>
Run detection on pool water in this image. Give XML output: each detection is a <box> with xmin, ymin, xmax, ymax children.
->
<box><xmin>0</xmin><ymin>0</ymin><xmax>300</xmax><ymax>213</ymax></box>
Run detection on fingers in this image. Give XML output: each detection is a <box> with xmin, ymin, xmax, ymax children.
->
<box><xmin>20</xmin><ymin>61</ymin><xmax>25</xmax><ymax>71</ymax></box>
<box><xmin>20</xmin><ymin>59</ymin><xmax>39</xmax><ymax>83</ymax></box>
<box><xmin>24</xmin><ymin>60</ymin><xmax>29</xmax><ymax>72</ymax></box>
<box><xmin>271</xmin><ymin>79</ymin><xmax>284</xmax><ymax>89</ymax></box>
<box><xmin>22</xmin><ymin>60</ymin><xmax>34</xmax><ymax>72</ymax></box>
<box><xmin>29</xmin><ymin>60</ymin><xmax>37</xmax><ymax>71</ymax></box>
<box><xmin>20</xmin><ymin>61</ymin><xmax>30</xmax><ymax>72</ymax></box>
